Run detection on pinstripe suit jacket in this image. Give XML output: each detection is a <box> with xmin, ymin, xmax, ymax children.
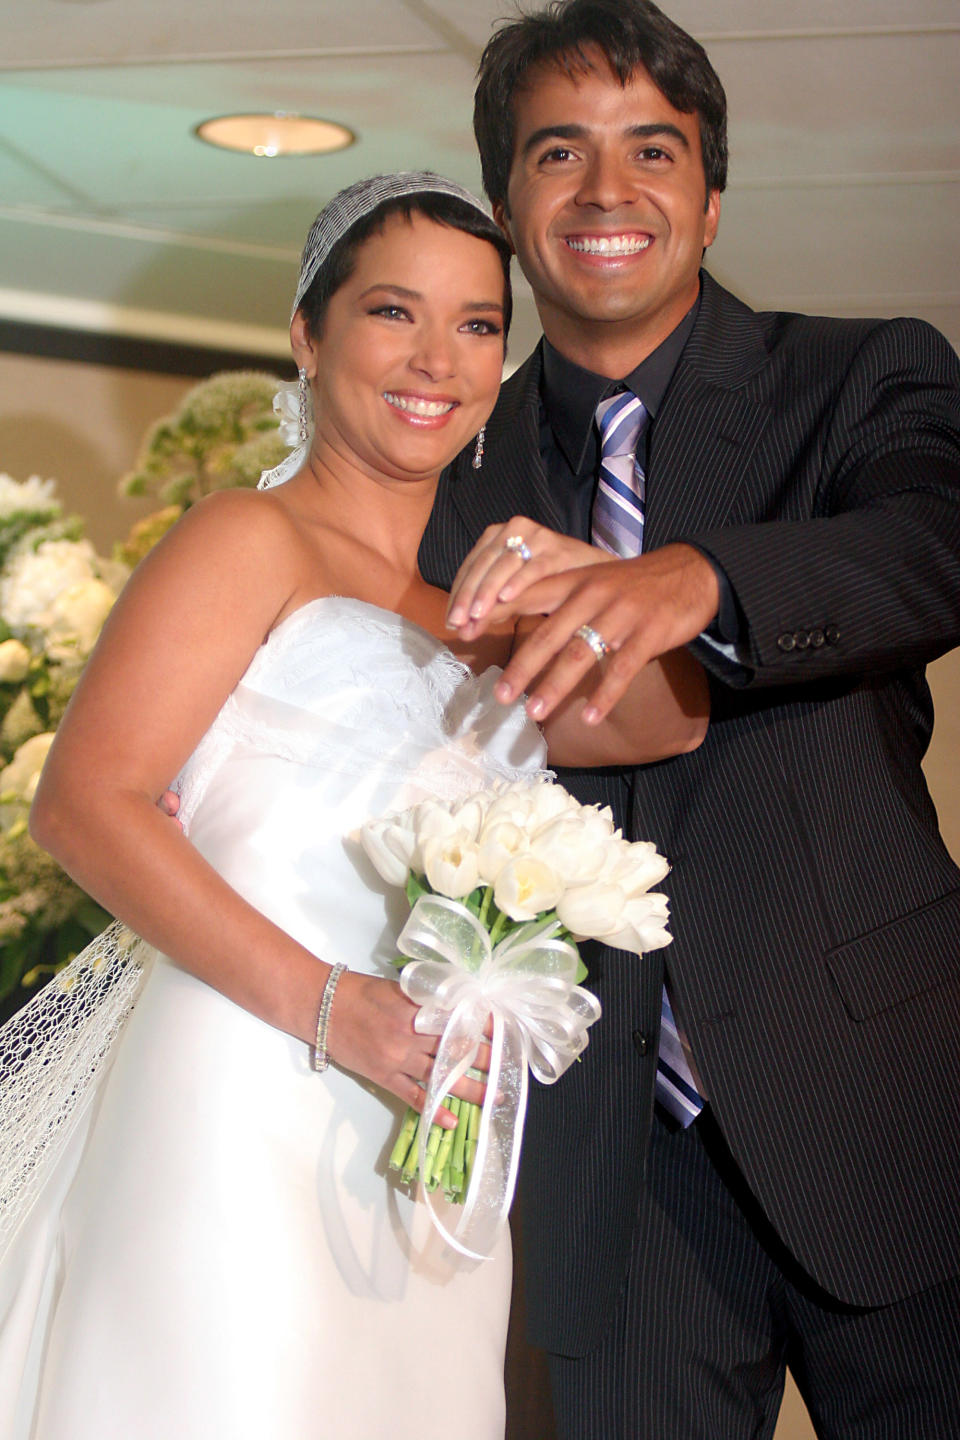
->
<box><xmin>420</xmin><ymin>271</ymin><xmax>960</xmax><ymax>1356</ymax></box>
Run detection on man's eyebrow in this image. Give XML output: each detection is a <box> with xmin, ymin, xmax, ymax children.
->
<box><xmin>521</xmin><ymin>120</ymin><xmax>690</xmax><ymax>157</ymax></box>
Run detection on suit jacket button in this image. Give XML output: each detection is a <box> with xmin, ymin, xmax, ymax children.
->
<box><xmin>824</xmin><ymin>624</ymin><xmax>840</xmax><ymax>645</ymax></box>
<box><xmin>632</xmin><ymin>1029</ymin><xmax>650</xmax><ymax>1057</ymax></box>
<box><xmin>777</xmin><ymin>633</ymin><xmax>796</xmax><ymax>652</ymax></box>
<box><xmin>810</xmin><ymin>628</ymin><xmax>826</xmax><ymax>647</ymax></box>
<box><xmin>794</xmin><ymin>631</ymin><xmax>810</xmax><ymax>650</ymax></box>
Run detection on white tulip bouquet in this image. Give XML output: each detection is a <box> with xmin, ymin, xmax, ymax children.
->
<box><xmin>360</xmin><ymin>775</ymin><xmax>672</xmax><ymax>1257</ymax></box>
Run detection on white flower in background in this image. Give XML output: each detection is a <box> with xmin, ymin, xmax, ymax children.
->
<box><xmin>0</xmin><ymin>639</ymin><xmax>31</xmax><ymax>683</ymax></box>
<box><xmin>42</xmin><ymin>578</ymin><xmax>118</xmax><ymax>660</ymax></box>
<box><xmin>494</xmin><ymin>854</ymin><xmax>565</xmax><ymax>921</ymax></box>
<box><xmin>0</xmin><ymin>731</ymin><xmax>54</xmax><ymax>806</ymax></box>
<box><xmin>1</xmin><ymin>539</ymin><xmax>98</xmax><ymax>632</ymax></box>
<box><xmin>0</xmin><ymin>474</ymin><xmax>59</xmax><ymax>521</ymax></box>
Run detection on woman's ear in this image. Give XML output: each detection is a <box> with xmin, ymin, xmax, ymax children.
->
<box><xmin>290</xmin><ymin>308</ymin><xmax>317</xmax><ymax>377</ymax></box>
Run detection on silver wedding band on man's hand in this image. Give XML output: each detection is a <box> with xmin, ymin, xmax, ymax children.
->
<box><xmin>503</xmin><ymin>534</ymin><xmax>533</xmax><ymax>562</ymax></box>
<box><xmin>575</xmin><ymin>624</ymin><xmax>610</xmax><ymax>662</ymax></box>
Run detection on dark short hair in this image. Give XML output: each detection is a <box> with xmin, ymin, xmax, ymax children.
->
<box><xmin>474</xmin><ymin>0</ymin><xmax>728</xmax><ymax>209</ymax></box>
<box><xmin>298</xmin><ymin>192</ymin><xmax>513</xmax><ymax>341</ymax></box>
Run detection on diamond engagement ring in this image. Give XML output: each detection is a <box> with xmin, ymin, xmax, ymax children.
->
<box><xmin>575</xmin><ymin>624</ymin><xmax>610</xmax><ymax>661</ymax></box>
<box><xmin>503</xmin><ymin>534</ymin><xmax>533</xmax><ymax>562</ymax></box>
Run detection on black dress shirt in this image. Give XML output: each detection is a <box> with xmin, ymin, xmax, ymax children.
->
<box><xmin>536</xmin><ymin>294</ymin><xmax>743</xmax><ymax>649</ymax></box>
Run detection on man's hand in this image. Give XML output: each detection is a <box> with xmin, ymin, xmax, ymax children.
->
<box><xmin>485</xmin><ymin>543</ymin><xmax>720</xmax><ymax>724</ymax></box>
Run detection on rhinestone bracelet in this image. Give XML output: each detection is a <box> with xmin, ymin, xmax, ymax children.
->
<box><xmin>313</xmin><ymin>962</ymin><xmax>347</xmax><ymax>1072</ymax></box>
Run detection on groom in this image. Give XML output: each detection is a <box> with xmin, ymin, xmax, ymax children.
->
<box><xmin>419</xmin><ymin>1</ymin><xmax>960</xmax><ymax>1436</ymax></box>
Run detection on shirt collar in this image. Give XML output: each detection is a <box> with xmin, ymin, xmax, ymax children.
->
<box><xmin>541</xmin><ymin>291</ymin><xmax>700</xmax><ymax>475</ymax></box>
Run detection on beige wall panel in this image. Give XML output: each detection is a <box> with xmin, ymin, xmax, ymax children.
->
<box><xmin>0</xmin><ymin>351</ymin><xmax>195</xmax><ymax>552</ymax></box>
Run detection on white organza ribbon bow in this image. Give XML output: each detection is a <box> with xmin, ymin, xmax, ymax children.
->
<box><xmin>397</xmin><ymin>893</ymin><xmax>602</xmax><ymax>1260</ymax></box>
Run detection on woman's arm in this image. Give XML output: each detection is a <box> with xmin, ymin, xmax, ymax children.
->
<box><xmin>30</xmin><ymin>492</ymin><xmax>462</xmax><ymax>1121</ymax></box>
<box><xmin>445</xmin><ymin>517</ymin><xmax>710</xmax><ymax>766</ymax></box>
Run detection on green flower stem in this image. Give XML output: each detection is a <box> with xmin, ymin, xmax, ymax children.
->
<box><xmin>433</xmin><ymin>1099</ymin><xmax>457</xmax><ymax>1189</ymax></box>
<box><xmin>487</xmin><ymin>908</ymin><xmax>511</xmax><ymax>948</ymax></box>
<box><xmin>388</xmin><ymin>1106</ymin><xmax>419</xmax><ymax>1172</ymax></box>
<box><xmin>465</xmin><ymin>1096</ymin><xmax>480</xmax><ymax>1181</ymax></box>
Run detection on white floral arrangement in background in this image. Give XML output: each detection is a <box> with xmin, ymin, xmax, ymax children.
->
<box><xmin>0</xmin><ymin>371</ymin><xmax>287</xmax><ymax>1013</ymax></box>
<box><xmin>0</xmin><ymin>474</ymin><xmax>127</xmax><ymax>1010</ymax></box>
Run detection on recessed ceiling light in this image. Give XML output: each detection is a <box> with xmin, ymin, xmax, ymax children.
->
<box><xmin>194</xmin><ymin>113</ymin><xmax>356</xmax><ymax>157</ymax></box>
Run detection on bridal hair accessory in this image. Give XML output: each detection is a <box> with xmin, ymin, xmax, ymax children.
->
<box><xmin>503</xmin><ymin>534</ymin><xmax>532</xmax><ymax>562</ymax></box>
<box><xmin>259</xmin><ymin>170</ymin><xmax>495</xmax><ymax>492</ymax></box>
<box><xmin>360</xmin><ymin>775</ymin><xmax>672</xmax><ymax>1259</ymax></box>
<box><xmin>575</xmin><ymin>623</ymin><xmax>610</xmax><ymax>661</ymax></box>
<box><xmin>313</xmin><ymin>961</ymin><xmax>347</xmax><ymax>1072</ymax></box>
<box><xmin>472</xmin><ymin>424</ymin><xmax>486</xmax><ymax>471</ymax></box>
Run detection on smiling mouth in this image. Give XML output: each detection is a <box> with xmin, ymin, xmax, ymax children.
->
<box><xmin>383</xmin><ymin>392</ymin><xmax>457</xmax><ymax>417</ymax></box>
<box><xmin>565</xmin><ymin>235</ymin><xmax>651</xmax><ymax>256</ymax></box>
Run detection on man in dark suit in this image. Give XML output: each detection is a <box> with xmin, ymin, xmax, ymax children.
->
<box><xmin>419</xmin><ymin>1</ymin><xmax>960</xmax><ymax>1435</ymax></box>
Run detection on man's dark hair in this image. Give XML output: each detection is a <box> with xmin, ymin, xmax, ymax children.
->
<box><xmin>299</xmin><ymin>192</ymin><xmax>513</xmax><ymax>340</ymax></box>
<box><xmin>474</xmin><ymin>0</ymin><xmax>728</xmax><ymax>209</ymax></box>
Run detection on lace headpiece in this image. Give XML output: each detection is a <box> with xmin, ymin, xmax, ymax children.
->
<box><xmin>259</xmin><ymin>171</ymin><xmax>493</xmax><ymax>490</ymax></box>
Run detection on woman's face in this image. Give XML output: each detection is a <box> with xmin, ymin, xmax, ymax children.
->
<box><xmin>300</xmin><ymin>212</ymin><xmax>507</xmax><ymax>485</ymax></box>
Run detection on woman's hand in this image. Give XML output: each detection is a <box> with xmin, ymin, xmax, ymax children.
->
<box><xmin>328</xmin><ymin>971</ymin><xmax>488</xmax><ymax>1127</ymax></box>
<box><xmin>446</xmin><ymin>516</ymin><xmax>613</xmax><ymax>639</ymax></box>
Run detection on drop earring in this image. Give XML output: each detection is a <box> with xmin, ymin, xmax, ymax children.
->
<box><xmin>472</xmin><ymin>424</ymin><xmax>486</xmax><ymax>471</ymax></box>
<box><xmin>298</xmin><ymin>367</ymin><xmax>310</xmax><ymax>443</ymax></box>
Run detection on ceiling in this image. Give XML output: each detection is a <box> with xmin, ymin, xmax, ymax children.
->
<box><xmin>1</xmin><ymin>0</ymin><xmax>957</xmax><ymax>369</ymax></box>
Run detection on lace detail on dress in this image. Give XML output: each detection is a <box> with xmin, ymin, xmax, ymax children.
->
<box><xmin>176</xmin><ymin>598</ymin><xmax>547</xmax><ymax>827</ymax></box>
<box><xmin>0</xmin><ymin>922</ymin><xmax>153</xmax><ymax>1264</ymax></box>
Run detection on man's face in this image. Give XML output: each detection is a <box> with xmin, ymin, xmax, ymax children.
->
<box><xmin>495</xmin><ymin>53</ymin><xmax>720</xmax><ymax>365</ymax></box>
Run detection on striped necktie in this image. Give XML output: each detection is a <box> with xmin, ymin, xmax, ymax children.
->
<box><xmin>590</xmin><ymin>391</ymin><xmax>706</xmax><ymax>1128</ymax></box>
<box><xmin>591</xmin><ymin>390</ymin><xmax>647</xmax><ymax>557</ymax></box>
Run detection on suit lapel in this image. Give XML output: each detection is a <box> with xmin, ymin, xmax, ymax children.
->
<box><xmin>447</xmin><ymin>346</ymin><xmax>568</xmax><ymax>539</ymax></box>
<box><xmin>644</xmin><ymin>274</ymin><xmax>774</xmax><ymax>549</ymax></box>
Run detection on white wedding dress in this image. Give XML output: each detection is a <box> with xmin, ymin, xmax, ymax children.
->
<box><xmin>0</xmin><ymin>596</ymin><xmax>546</xmax><ymax>1440</ymax></box>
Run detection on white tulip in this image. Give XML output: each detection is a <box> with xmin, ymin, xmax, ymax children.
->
<box><xmin>0</xmin><ymin>638</ymin><xmax>31</xmax><ymax>683</ymax></box>
<box><xmin>410</xmin><ymin>800</ymin><xmax>461</xmax><ymax>869</ymax></box>
<box><xmin>450</xmin><ymin>797</ymin><xmax>485</xmax><ymax>843</ymax></box>
<box><xmin>556</xmin><ymin>881</ymin><xmax>627</xmax><ymax>939</ymax></box>
<box><xmin>360</xmin><ymin>818</ymin><xmax>414</xmax><ymax>887</ymax></box>
<box><xmin>605</xmin><ymin>894</ymin><xmax>673</xmax><ymax>955</ymax></box>
<box><xmin>477</xmin><ymin>820</ymin><xmax>529</xmax><ymax>884</ymax></box>
<box><xmin>494</xmin><ymin>855</ymin><xmax>564</xmax><ymax>921</ymax></box>
<box><xmin>529</xmin><ymin>811</ymin><xmax>614</xmax><ymax>886</ymax></box>
<box><xmin>607</xmin><ymin>840</ymin><xmax>671</xmax><ymax>895</ymax></box>
<box><xmin>423</xmin><ymin>831</ymin><xmax>481</xmax><ymax>899</ymax></box>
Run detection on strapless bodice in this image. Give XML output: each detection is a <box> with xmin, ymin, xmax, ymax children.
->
<box><xmin>174</xmin><ymin>596</ymin><xmax>546</xmax><ymax>975</ymax></box>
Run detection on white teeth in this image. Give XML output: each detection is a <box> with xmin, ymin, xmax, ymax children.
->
<box><xmin>567</xmin><ymin>235</ymin><xmax>651</xmax><ymax>255</ymax></box>
<box><xmin>384</xmin><ymin>392</ymin><xmax>455</xmax><ymax>417</ymax></box>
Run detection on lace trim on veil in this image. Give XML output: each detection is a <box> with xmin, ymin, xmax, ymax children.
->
<box><xmin>0</xmin><ymin>922</ymin><xmax>153</xmax><ymax>1264</ymax></box>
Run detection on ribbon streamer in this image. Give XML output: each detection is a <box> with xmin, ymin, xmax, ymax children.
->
<box><xmin>397</xmin><ymin>894</ymin><xmax>602</xmax><ymax>1260</ymax></box>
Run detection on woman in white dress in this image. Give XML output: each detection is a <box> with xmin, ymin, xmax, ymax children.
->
<box><xmin>0</xmin><ymin>173</ymin><xmax>707</xmax><ymax>1439</ymax></box>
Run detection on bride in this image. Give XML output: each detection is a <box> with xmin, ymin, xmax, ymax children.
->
<box><xmin>0</xmin><ymin>172</ymin><xmax>707</xmax><ymax>1439</ymax></box>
